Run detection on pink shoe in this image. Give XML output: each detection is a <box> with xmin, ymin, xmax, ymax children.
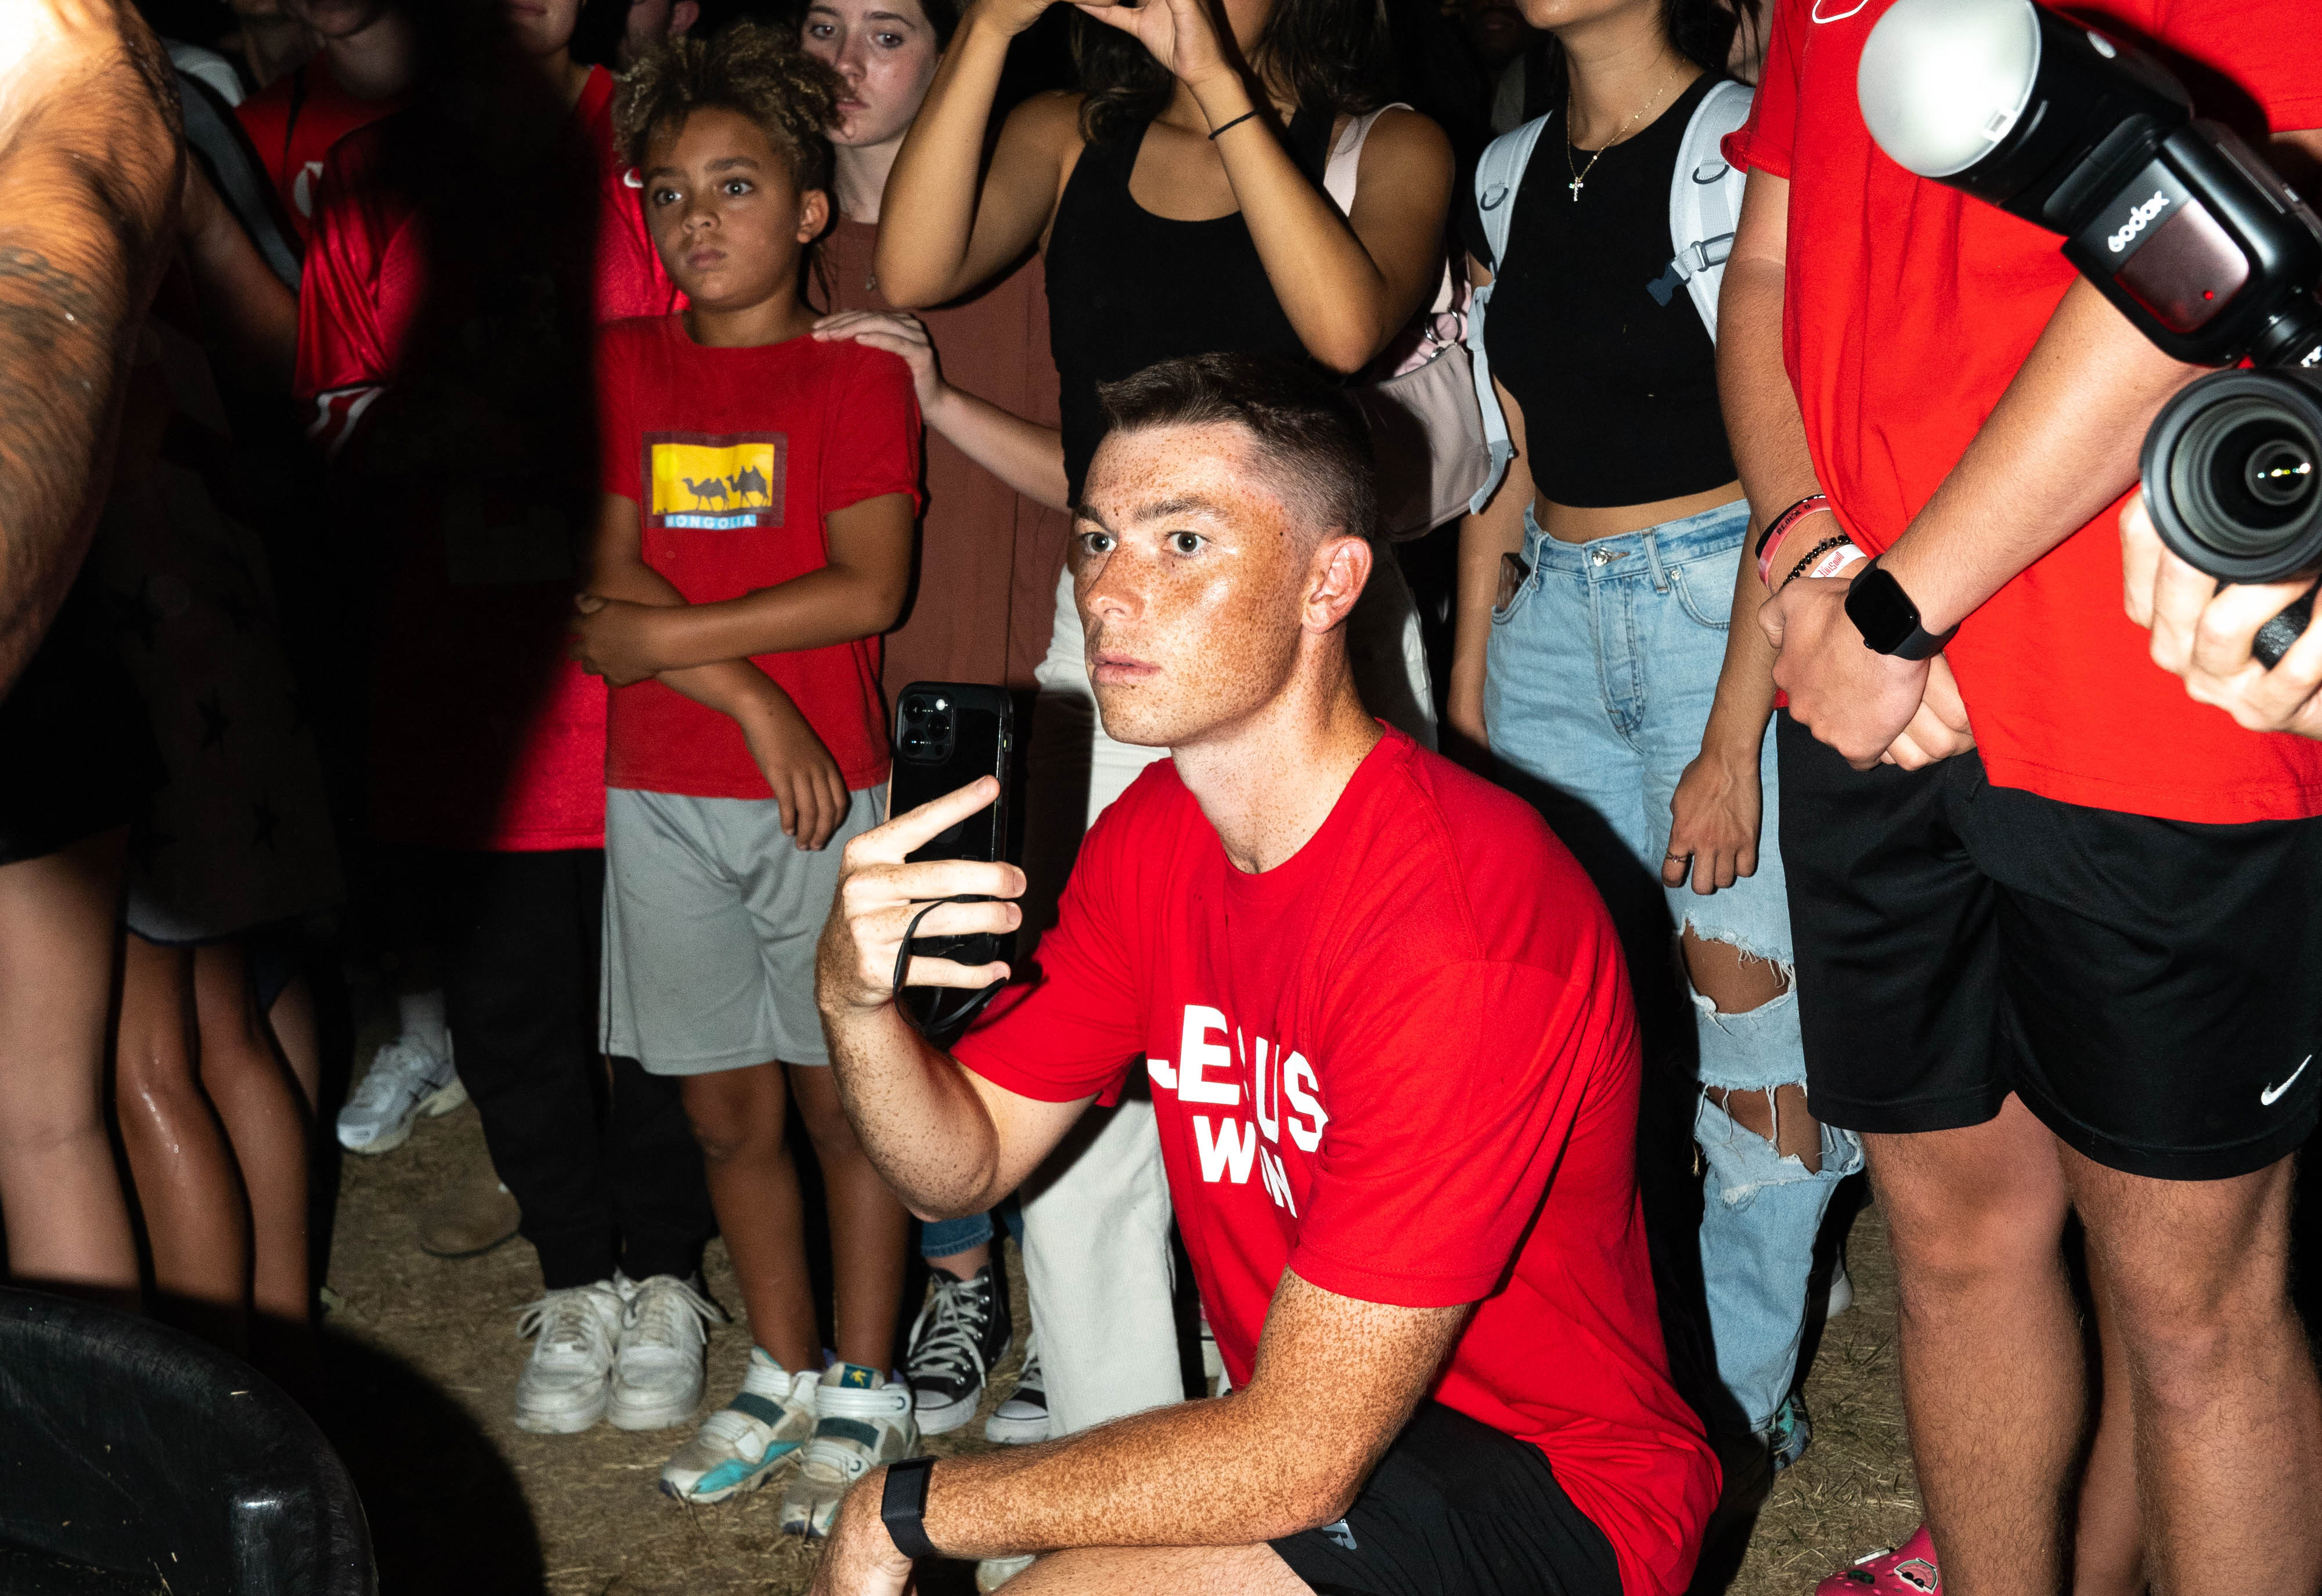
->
<box><xmin>1816</xmin><ymin>1526</ymin><xmax>1940</xmax><ymax>1596</ymax></box>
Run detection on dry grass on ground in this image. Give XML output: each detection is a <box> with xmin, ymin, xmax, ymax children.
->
<box><xmin>320</xmin><ymin>1095</ymin><xmax>1917</xmax><ymax>1596</ymax></box>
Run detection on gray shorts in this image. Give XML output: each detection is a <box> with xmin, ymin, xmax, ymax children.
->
<box><xmin>601</xmin><ymin>785</ymin><xmax>881</xmax><ymax>1075</ymax></box>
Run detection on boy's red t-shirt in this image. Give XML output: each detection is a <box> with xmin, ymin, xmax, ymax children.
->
<box><xmin>596</xmin><ymin>317</ymin><xmax>921</xmax><ymax>797</ymax></box>
<box><xmin>233</xmin><ymin>57</ymin><xmax>405</xmax><ymax>245</ymax></box>
<box><xmin>294</xmin><ymin>66</ymin><xmax>678</xmax><ymax>853</ymax></box>
<box><xmin>1728</xmin><ymin>0</ymin><xmax>2322</xmax><ymax>824</ymax></box>
<box><xmin>954</xmin><ymin>730</ymin><xmax>1719</xmax><ymax>1596</ymax></box>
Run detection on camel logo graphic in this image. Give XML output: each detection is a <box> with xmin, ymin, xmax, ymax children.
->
<box><xmin>646</xmin><ymin>432</ymin><xmax>786</xmax><ymax>530</ymax></box>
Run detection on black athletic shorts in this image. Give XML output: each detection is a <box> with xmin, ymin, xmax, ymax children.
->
<box><xmin>1776</xmin><ymin>712</ymin><xmax>2322</xmax><ymax>1180</ymax></box>
<box><xmin>1270</xmin><ymin>1401</ymin><xmax>1620</xmax><ymax>1596</ymax></box>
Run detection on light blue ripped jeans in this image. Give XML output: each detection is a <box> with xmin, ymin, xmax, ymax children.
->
<box><xmin>1484</xmin><ymin>498</ymin><xmax>1862</xmax><ymax>1436</ymax></box>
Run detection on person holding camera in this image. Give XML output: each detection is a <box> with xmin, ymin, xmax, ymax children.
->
<box><xmin>1725</xmin><ymin>1</ymin><xmax>2322</xmax><ymax>1591</ymax></box>
<box><xmin>807</xmin><ymin>352</ymin><xmax>1716</xmax><ymax>1596</ymax></box>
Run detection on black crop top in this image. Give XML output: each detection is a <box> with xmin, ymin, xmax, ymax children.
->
<box><xmin>1456</xmin><ymin>73</ymin><xmax>1738</xmax><ymax>510</ymax></box>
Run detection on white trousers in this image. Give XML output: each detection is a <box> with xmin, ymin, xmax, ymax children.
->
<box><xmin>1014</xmin><ymin>560</ymin><xmax>1436</xmax><ymax>1434</ymax></box>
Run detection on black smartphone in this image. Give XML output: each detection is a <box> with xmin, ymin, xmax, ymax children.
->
<box><xmin>888</xmin><ymin>683</ymin><xmax>1015</xmax><ymax>1036</ymax></box>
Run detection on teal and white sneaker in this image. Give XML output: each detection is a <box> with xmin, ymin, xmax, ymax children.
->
<box><xmin>1766</xmin><ymin>1391</ymin><xmax>1813</xmax><ymax>1474</ymax></box>
<box><xmin>657</xmin><ymin>1348</ymin><xmax>818</xmax><ymax>1504</ymax></box>
<box><xmin>777</xmin><ymin>1363</ymin><xmax>918</xmax><ymax>1538</ymax></box>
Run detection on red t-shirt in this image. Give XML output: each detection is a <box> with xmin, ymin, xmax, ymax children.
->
<box><xmin>294</xmin><ymin>66</ymin><xmax>677</xmax><ymax>852</ymax></box>
<box><xmin>233</xmin><ymin>57</ymin><xmax>404</xmax><ymax>245</ymax></box>
<box><xmin>596</xmin><ymin>318</ymin><xmax>921</xmax><ymax>797</ymax></box>
<box><xmin>954</xmin><ymin>731</ymin><xmax>1719</xmax><ymax>1596</ymax></box>
<box><xmin>1728</xmin><ymin>0</ymin><xmax>2322</xmax><ymax>824</ymax></box>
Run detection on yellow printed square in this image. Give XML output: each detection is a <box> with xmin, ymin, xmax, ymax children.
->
<box><xmin>646</xmin><ymin>433</ymin><xmax>785</xmax><ymax>528</ymax></box>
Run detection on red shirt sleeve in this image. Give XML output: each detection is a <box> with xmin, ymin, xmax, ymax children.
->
<box><xmin>953</xmin><ymin>803</ymin><xmax>1145</xmax><ymax>1104</ymax></box>
<box><xmin>1286</xmin><ymin>959</ymin><xmax>1618</xmax><ymax>1307</ymax></box>
<box><xmin>2151</xmin><ymin>0</ymin><xmax>2322</xmax><ymax>134</ymax></box>
<box><xmin>820</xmin><ymin>347</ymin><xmax>925</xmax><ymax>518</ymax></box>
<box><xmin>294</xmin><ymin>139</ymin><xmax>415</xmax><ymax>454</ymax></box>
<box><xmin>1724</xmin><ymin>0</ymin><xmax>1807</xmax><ymax>177</ymax></box>
<box><xmin>597</xmin><ymin>324</ymin><xmax>640</xmax><ymax>503</ymax></box>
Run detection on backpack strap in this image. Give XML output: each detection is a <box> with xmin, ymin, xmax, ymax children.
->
<box><xmin>1650</xmin><ymin>78</ymin><xmax>1753</xmax><ymax>342</ymax></box>
<box><xmin>1465</xmin><ymin>113</ymin><xmax>1552</xmax><ymax>515</ymax></box>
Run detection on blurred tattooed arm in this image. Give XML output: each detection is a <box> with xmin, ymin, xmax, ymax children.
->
<box><xmin>0</xmin><ymin>0</ymin><xmax>181</xmax><ymax>696</ymax></box>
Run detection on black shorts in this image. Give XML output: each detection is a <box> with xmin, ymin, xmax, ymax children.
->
<box><xmin>1776</xmin><ymin>712</ymin><xmax>2322</xmax><ymax>1180</ymax></box>
<box><xmin>1270</xmin><ymin>1401</ymin><xmax>1619</xmax><ymax>1596</ymax></box>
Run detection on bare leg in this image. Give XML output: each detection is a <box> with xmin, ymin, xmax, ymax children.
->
<box><xmin>790</xmin><ymin>1062</ymin><xmax>908</xmax><ymax>1374</ymax></box>
<box><xmin>2068</xmin><ymin>1149</ymin><xmax>2320</xmax><ymax>1596</ymax></box>
<box><xmin>1685</xmin><ymin>933</ymin><xmax>1821</xmax><ymax>1171</ymax></box>
<box><xmin>113</xmin><ymin>932</ymin><xmax>250</xmax><ymax>1343</ymax></box>
<box><xmin>192</xmin><ymin>941</ymin><xmax>309</xmax><ymax>1328</ymax></box>
<box><xmin>266</xmin><ymin>971</ymin><xmax>322</xmax><ymax>1115</ymax></box>
<box><xmin>0</xmin><ymin>828</ymin><xmax>138</xmax><ymax>1302</ymax></box>
<box><xmin>681</xmin><ymin>1062</ymin><xmax>819</xmax><ymax>1372</ymax></box>
<box><xmin>2072</xmin><ymin>1252</ymin><xmax>2144</xmax><ymax>1596</ymax></box>
<box><xmin>1870</xmin><ymin>1097</ymin><xmax>2080</xmax><ymax>1596</ymax></box>
<box><xmin>1008</xmin><ymin>1543</ymin><xmax>1310</xmax><ymax>1595</ymax></box>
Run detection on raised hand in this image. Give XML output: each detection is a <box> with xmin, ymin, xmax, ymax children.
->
<box><xmin>1075</xmin><ymin>0</ymin><xmax>1238</xmax><ymax>95</ymax></box>
<box><xmin>817</xmin><ymin>776</ymin><xmax>1025</xmax><ymax>1016</ymax></box>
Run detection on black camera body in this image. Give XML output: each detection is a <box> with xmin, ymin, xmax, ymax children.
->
<box><xmin>1860</xmin><ymin>0</ymin><xmax>2322</xmax><ymax>653</ymax></box>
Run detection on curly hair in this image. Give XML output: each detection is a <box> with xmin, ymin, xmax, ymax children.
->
<box><xmin>1073</xmin><ymin>0</ymin><xmax>1392</xmax><ymax>147</ymax></box>
<box><xmin>616</xmin><ymin>23</ymin><xmax>843</xmax><ymax>196</ymax></box>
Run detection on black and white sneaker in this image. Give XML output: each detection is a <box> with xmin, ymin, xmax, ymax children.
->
<box><xmin>905</xmin><ymin>1263</ymin><xmax>1012</xmax><ymax>1436</ymax></box>
<box><xmin>983</xmin><ymin>1334</ymin><xmax>1050</xmax><ymax>1444</ymax></box>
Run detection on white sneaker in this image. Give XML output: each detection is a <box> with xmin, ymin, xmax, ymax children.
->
<box><xmin>778</xmin><ymin>1363</ymin><xmax>918</xmax><ymax>1538</ymax></box>
<box><xmin>659</xmin><ymin>1349</ymin><xmax>819</xmax><ymax>1504</ymax></box>
<box><xmin>983</xmin><ymin>1337</ymin><xmax>1049</xmax><ymax>1444</ymax></box>
<box><xmin>1827</xmin><ymin>1254</ymin><xmax>1856</xmax><ymax>1318</ymax></box>
<box><xmin>513</xmin><ymin>1280</ymin><xmax>626</xmax><ymax>1433</ymax></box>
<box><xmin>609</xmin><ymin>1273</ymin><xmax>724</xmax><ymax>1431</ymax></box>
<box><xmin>336</xmin><ymin>1032</ymin><xmax>463</xmax><ymax>1153</ymax></box>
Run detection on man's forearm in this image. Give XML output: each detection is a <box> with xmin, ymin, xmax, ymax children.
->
<box><xmin>1880</xmin><ymin>278</ymin><xmax>2202</xmax><ymax>633</ymax></box>
<box><xmin>819</xmin><ymin>1003</ymin><xmax>1015</xmax><ymax>1218</ymax></box>
<box><xmin>0</xmin><ymin>0</ymin><xmax>180</xmax><ymax>694</ymax></box>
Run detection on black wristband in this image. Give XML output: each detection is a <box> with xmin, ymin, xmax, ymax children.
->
<box><xmin>1208</xmin><ymin>109</ymin><xmax>1259</xmax><ymax>140</ymax></box>
<box><xmin>881</xmin><ymin>1457</ymin><xmax>938</xmax><ymax>1561</ymax></box>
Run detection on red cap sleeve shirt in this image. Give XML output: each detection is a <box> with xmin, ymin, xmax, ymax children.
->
<box><xmin>596</xmin><ymin>320</ymin><xmax>922</xmax><ymax>797</ymax></box>
<box><xmin>953</xmin><ymin>730</ymin><xmax>1721</xmax><ymax>1596</ymax></box>
<box><xmin>1725</xmin><ymin>0</ymin><xmax>2322</xmax><ymax>824</ymax></box>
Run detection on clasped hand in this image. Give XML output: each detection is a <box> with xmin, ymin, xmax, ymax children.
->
<box><xmin>980</xmin><ymin>0</ymin><xmax>1239</xmax><ymax>95</ymax></box>
<box><xmin>568</xmin><ymin>593</ymin><xmax>667</xmax><ymax>687</ymax></box>
<box><xmin>816</xmin><ymin>777</ymin><xmax>1026</xmax><ymax>1018</ymax></box>
<box><xmin>1761</xmin><ymin>574</ymin><xmax>1975</xmax><ymax>772</ymax></box>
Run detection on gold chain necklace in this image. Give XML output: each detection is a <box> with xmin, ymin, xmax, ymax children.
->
<box><xmin>1564</xmin><ymin>60</ymin><xmax>1682</xmax><ymax>201</ymax></box>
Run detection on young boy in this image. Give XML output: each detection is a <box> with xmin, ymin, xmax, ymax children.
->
<box><xmin>570</xmin><ymin>26</ymin><xmax>924</xmax><ymax>1536</ymax></box>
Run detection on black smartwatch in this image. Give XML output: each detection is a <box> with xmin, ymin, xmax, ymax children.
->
<box><xmin>1843</xmin><ymin>556</ymin><xmax>1958</xmax><ymax>660</ymax></box>
<box><xmin>881</xmin><ymin>1457</ymin><xmax>939</xmax><ymax>1561</ymax></box>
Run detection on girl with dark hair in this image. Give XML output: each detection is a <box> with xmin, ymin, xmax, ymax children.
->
<box><xmin>1448</xmin><ymin>0</ymin><xmax>1860</xmax><ymax>1480</ymax></box>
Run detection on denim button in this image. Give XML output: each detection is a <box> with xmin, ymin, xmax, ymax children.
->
<box><xmin>1590</xmin><ymin>548</ymin><xmax>1627</xmax><ymax>566</ymax></box>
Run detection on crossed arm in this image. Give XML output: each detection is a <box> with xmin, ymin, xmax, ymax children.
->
<box><xmin>807</xmin><ymin>781</ymin><xmax>1468</xmax><ymax>1594</ymax></box>
<box><xmin>572</xmin><ymin>489</ymin><xmax>914</xmax><ymax>846</ymax></box>
<box><xmin>0</xmin><ymin>0</ymin><xmax>182</xmax><ymax>695</ymax></box>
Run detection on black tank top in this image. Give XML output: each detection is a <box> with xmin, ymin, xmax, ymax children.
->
<box><xmin>1046</xmin><ymin>110</ymin><xmax>1333</xmax><ymax>500</ymax></box>
<box><xmin>1456</xmin><ymin>73</ymin><xmax>1737</xmax><ymax>509</ymax></box>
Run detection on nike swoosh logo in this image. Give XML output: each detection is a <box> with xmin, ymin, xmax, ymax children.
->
<box><xmin>1811</xmin><ymin>0</ymin><xmax>1869</xmax><ymax>19</ymax></box>
<box><xmin>623</xmin><ymin>169</ymin><xmax>644</xmax><ymax>189</ymax></box>
<box><xmin>2261</xmin><ymin>1055</ymin><xmax>2311</xmax><ymax>1107</ymax></box>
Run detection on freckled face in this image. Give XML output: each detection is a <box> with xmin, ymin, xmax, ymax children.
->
<box><xmin>1073</xmin><ymin>423</ymin><xmax>1320</xmax><ymax>749</ymax></box>
<box><xmin>642</xmin><ymin>109</ymin><xmax>825</xmax><ymax>311</ymax></box>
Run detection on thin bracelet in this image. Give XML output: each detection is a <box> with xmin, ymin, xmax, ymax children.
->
<box><xmin>1780</xmin><ymin>534</ymin><xmax>1858</xmax><ymax>590</ymax></box>
<box><xmin>1753</xmin><ymin>494</ymin><xmax>1831</xmax><ymax>587</ymax></box>
<box><xmin>1208</xmin><ymin>109</ymin><xmax>1259</xmax><ymax>140</ymax></box>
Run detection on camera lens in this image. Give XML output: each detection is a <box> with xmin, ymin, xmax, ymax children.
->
<box><xmin>2244</xmin><ymin>437</ymin><xmax>2316</xmax><ymax>510</ymax></box>
<box><xmin>2143</xmin><ymin>370</ymin><xmax>2322</xmax><ymax>582</ymax></box>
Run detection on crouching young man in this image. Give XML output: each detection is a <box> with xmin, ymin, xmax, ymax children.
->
<box><xmin>810</xmin><ymin>353</ymin><xmax>1719</xmax><ymax>1596</ymax></box>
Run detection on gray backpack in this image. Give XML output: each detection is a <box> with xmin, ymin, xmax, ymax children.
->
<box><xmin>1465</xmin><ymin>78</ymin><xmax>1754</xmax><ymax>514</ymax></box>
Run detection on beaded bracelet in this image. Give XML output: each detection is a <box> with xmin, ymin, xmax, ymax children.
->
<box><xmin>1782</xmin><ymin>534</ymin><xmax>1866</xmax><ymax>590</ymax></box>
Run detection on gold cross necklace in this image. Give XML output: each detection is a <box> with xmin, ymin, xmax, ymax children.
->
<box><xmin>1565</xmin><ymin>59</ymin><xmax>1682</xmax><ymax>201</ymax></box>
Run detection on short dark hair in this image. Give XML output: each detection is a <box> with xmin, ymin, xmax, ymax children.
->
<box><xmin>1094</xmin><ymin>354</ymin><xmax>1378</xmax><ymax>543</ymax></box>
<box><xmin>617</xmin><ymin>22</ymin><xmax>841</xmax><ymax>195</ymax></box>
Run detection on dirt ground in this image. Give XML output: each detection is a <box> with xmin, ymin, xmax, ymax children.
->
<box><xmin>315</xmin><ymin>1083</ymin><xmax>1920</xmax><ymax>1596</ymax></box>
